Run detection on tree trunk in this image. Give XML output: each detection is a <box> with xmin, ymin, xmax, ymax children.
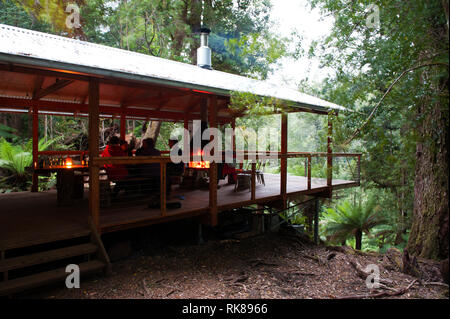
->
<box><xmin>303</xmin><ymin>203</ymin><xmax>315</xmax><ymax>236</ymax></box>
<box><xmin>44</xmin><ymin>115</ymin><xmax>48</xmax><ymax>142</ymax></box>
<box><xmin>406</xmin><ymin>3</ymin><xmax>448</xmax><ymax>260</ymax></box>
<box><xmin>49</xmin><ymin>115</ymin><xmax>53</xmax><ymax>140</ymax></box>
<box><xmin>7</xmin><ymin>114</ymin><xmax>25</xmax><ymax>135</ymax></box>
<box><xmin>355</xmin><ymin>229</ymin><xmax>362</xmax><ymax>250</ymax></box>
<box><xmin>407</xmin><ymin>91</ymin><xmax>449</xmax><ymax>260</ymax></box>
<box><xmin>142</xmin><ymin>120</ymin><xmax>162</xmax><ymax>144</ymax></box>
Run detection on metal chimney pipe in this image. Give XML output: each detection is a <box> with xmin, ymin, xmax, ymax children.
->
<box><xmin>200</xmin><ymin>32</ymin><xmax>209</xmax><ymax>47</ymax></box>
<box><xmin>197</xmin><ymin>28</ymin><xmax>212</xmax><ymax>70</ymax></box>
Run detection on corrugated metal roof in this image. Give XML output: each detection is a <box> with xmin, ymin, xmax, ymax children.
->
<box><xmin>0</xmin><ymin>24</ymin><xmax>345</xmax><ymax>113</ymax></box>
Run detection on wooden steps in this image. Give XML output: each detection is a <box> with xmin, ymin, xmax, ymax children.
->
<box><xmin>0</xmin><ymin>220</ymin><xmax>110</xmax><ymax>297</ymax></box>
<box><xmin>0</xmin><ymin>243</ymin><xmax>98</xmax><ymax>272</ymax></box>
<box><xmin>0</xmin><ymin>260</ymin><xmax>106</xmax><ymax>296</ymax></box>
<box><xmin>1</xmin><ymin>228</ymin><xmax>92</xmax><ymax>251</ymax></box>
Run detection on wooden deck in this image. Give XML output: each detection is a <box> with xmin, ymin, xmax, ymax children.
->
<box><xmin>0</xmin><ymin>174</ymin><xmax>357</xmax><ymax>250</ymax></box>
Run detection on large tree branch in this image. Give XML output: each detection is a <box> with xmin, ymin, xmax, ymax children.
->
<box><xmin>343</xmin><ymin>62</ymin><xmax>449</xmax><ymax>146</ymax></box>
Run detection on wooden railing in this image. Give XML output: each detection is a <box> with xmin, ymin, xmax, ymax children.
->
<box><xmin>87</xmin><ymin>152</ymin><xmax>361</xmax><ymax>232</ymax></box>
<box><xmin>91</xmin><ymin>156</ymin><xmax>172</xmax><ymax>217</ymax></box>
<box><xmin>38</xmin><ymin>150</ymin><xmax>87</xmax><ymax>156</ymax></box>
<box><xmin>229</xmin><ymin>151</ymin><xmax>361</xmax><ymax>200</ymax></box>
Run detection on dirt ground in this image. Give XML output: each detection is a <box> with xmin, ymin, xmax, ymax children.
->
<box><xmin>21</xmin><ymin>228</ymin><xmax>448</xmax><ymax>299</ymax></box>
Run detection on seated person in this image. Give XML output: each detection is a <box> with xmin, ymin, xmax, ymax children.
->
<box><xmin>136</xmin><ymin>137</ymin><xmax>161</xmax><ymax>172</ymax></box>
<box><xmin>120</xmin><ymin>139</ymin><xmax>133</xmax><ymax>157</ymax></box>
<box><xmin>167</xmin><ymin>138</ymin><xmax>185</xmax><ymax>177</ymax></box>
<box><xmin>101</xmin><ymin>136</ymin><xmax>129</xmax><ymax>196</ymax></box>
<box><xmin>221</xmin><ymin>163</ymin><xmax>237</xmax><ymax>184</ymax></box>
<box><xmin>136</xmin><ymin>138</ymin><xmax>170</xmax><ymax>196</ymax></box>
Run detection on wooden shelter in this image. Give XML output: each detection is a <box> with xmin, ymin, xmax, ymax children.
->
<box><xmin>0</xmin><ymin>24</ymin><xmax>361</xmax><ymax>295</ymax></box>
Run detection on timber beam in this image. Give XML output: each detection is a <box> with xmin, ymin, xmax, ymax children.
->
<box><xmin>33</xmin><ymin>79</ymin><xmax>74</xmax><ymax>100</ymax></box>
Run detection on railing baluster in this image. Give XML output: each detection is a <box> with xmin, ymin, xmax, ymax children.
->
<box><xmin>327</xmin><ymin>153</ymin><xmax>332</xmax><ymax>187</ymax></box>
<box><xmin>304</xmin><ymin>158</ymin><xmax>307</xmax><ymax>177</ymax></box>
<box><xmin>251</xmin><ymin>161</ymin><xmax>256</xmax><ymax>200</ymax></box>
<box><xmin>307</xmin><ymin>155</ymin><xmax>311</xmax><ymax>190</ymax></box>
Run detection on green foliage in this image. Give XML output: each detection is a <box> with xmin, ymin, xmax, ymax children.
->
<box><xmin>0</xmin><ymin>137</ymin><xmax>60</xmax><ymax>191</ymax></box>
<box><xmin>0</xmin><ymin>124</ymin><xmax>16</xmax><ymax>139</ymax></box>
<box><xmin>306</xmin><ymin>0</ymin><xmax>448</xmax><ymax>253</ymax></box>
<box><xmin>3</xmin><ymin>0</ymin><xmax>300</xmax><ymax>80</ymax></box>
<box><xmin>156</xmin><ymin>122</ymin><xmax>183</xmax><ymax>151</ymax></box>
<box><xmin>229</xmin><ymin>91</ymin><xmax>286</xmax><ymax>116</ymax></box>
<box><xmin>0</xmin><ymin>0</ymin><xmax>52</xmax><ymax>32</ymax></box>
<box><xmin>0</xmin><ymin>138</ymin><xmax>31</xmax><ymax>178</ymax></box>
<box><xmin>321</xmin><ymin>197</ymin><xmax>385</xmax><ymax>250</ymax></box>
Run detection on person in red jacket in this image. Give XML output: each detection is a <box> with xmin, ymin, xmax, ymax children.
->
<box><xmin>102</xmin><ymin>136</ymin><xmax>129</xmax><ymax>196</ymax></box>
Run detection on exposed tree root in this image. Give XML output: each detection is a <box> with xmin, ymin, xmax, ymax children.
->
<box><xmin>336</xmin><ymin>279</ymin><xmax>418</xmax><ymax>299</ymax></box>
<box><xmin>348</xmin><ymin>259</ymin><xmax>394</xmax><ymax>286</ymax></box>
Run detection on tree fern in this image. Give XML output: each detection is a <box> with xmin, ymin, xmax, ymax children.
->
<box><xmin>0</xmin><ymin>137</ymin><xmax>60</xmax><ymax>190</ymax></box>
<box><xmin>322</xmin><ymin>197</ymin><xmax>385</xmax><ymax>250</ymax></box>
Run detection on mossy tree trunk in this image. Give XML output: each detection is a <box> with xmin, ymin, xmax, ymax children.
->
<box><xmin>407</xmin><ymin>81</ymin><xmax>449</xmax><ymax>260</ymax></box>
<box><xmin>406</xmin><ymin>2</ymin><xmax>449</xmax><ymax>261</ymax></box>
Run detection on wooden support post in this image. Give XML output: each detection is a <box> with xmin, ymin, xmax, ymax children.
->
<box><xmin>160</xmin><ymin>162</ymin><xmax>167</xmax><ymax>216</ymax></box>
<box><xmin>327</xmin><ymin>113</ymin><xmax>333</xmax><ymax>188</ymax></box>
<box><xmin>88</xmin><ymin>216</ymin><xmax>112</xmax><ymax>275</ymax></box>
<box><xmin>280</xmin><ymin>113</ymin><xmax>288</xmax><ymax>209</ymax></box>
<box><xmin>251</xmin><ymin>162</ymin><xmax>256</xmax><ymax>200</ymax></box>
<box><xmin>31</xmin><ymin>103</ymin><xmax>39</xmax><ymax>192</ymax></box>
<box><xmin>307</xmin><ymin>155</ymin><xmax>311</xmax><ymax>190</ymax></box>
<box><xmin>183</xmin><ymin>118</ymin><xmax>190</xmax><ymax>159</ymax></box>
<box><xmin>88</xmin><ymin>78</ymin><xmax>100</xmax><ymax>233</ymax></box>
<box><xmin>232</xmin><ymin>117</ymin><xmax>236</xmax><ymax>154</ymax></box>
<box><xmin>208</xmin><ymin>96</ymin><xmax>218</xmax><ymax>226</ymax></box>
<box><xmin>231</xmin><ymin>118</ymin><xmax>237</xmax><ymax>165</ymax></box>
<box><xmin>120</xmin><ymin>107</ymin><xmax>126</xmax><ymax>140</ymax></box>
<box><xmin>197</xmin><ymin>223</ymin><xmax>204</xmax><ymax>245</ymax></box>
<box><xmin>304</xmin><ymin>158</ymin><xmax>307</xmax><ymax>177</ymax></box>
<box><xmin>201</xmin><ymin>98</ymin><xmax>208</xmax><ymax>122</ymax></box>
<box><xmin>314</xmin><ymin>198</ymin><xmax>320</xmax><ymax>245</ymax></box>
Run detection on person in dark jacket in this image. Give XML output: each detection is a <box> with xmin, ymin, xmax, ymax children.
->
<box><xmin>167</xmin><ymin>138</ymin><xmax>185</xmax><ymax>176</ymax></box>
<box><xmin>136</xmin><ymin>138</ymin><xmax>161</xmax><ymax>176</ymax></box>
<box><xmin>136</xmin><ymin>138</ymin><xmax>171</xmax><ymax>196</ymax></box>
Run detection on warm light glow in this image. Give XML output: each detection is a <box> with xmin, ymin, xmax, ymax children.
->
<box><xmin>192</xmin><ymin>89</ymin><xmax>213</xmax><ymax>94</ymax></box>
<box><xmin>65</xmin><ymin>157</ymin><xmax>73</xmax><ymax>169</ymax></box>
<box><xmin>189</xmin><ymin>161</ymin><xmax>210</xmax><ymax>169</ymax></box>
